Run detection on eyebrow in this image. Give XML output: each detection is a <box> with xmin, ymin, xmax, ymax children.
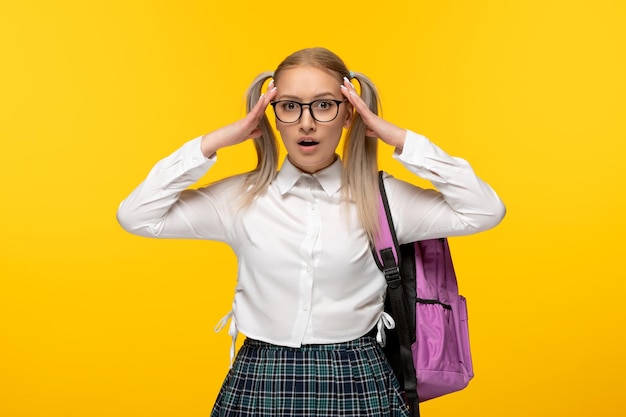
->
<box><xmin>277</xmin><ymin>92</ymin><xmax>338</xmax><ymax>101</ymax></box>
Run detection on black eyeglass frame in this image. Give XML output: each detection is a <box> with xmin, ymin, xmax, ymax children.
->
<box><xmin>270</xmin><ymin>99</ymin><xmax>347</xmax><ymax>123</ymax></box>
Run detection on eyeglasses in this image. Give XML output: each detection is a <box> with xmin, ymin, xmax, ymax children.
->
<box><xmin>270</xmin><ymin>99</ymin><xmax>347</xmax><ymax>123</ymax></box>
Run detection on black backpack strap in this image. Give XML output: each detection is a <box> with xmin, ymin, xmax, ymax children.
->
<box><xmin>374</xmin><ymin>171</ymin><xmax>420</xmax><ymax>417</ymax></box>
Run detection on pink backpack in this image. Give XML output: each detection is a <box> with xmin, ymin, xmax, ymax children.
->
<box><xmin>372</xmin><ymin>172</ymin><xmax>474</xmax><ymax>417</ymax></box>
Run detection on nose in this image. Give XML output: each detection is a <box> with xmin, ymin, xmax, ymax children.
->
<box><xmin>299</xmin><ymin>104</ymin><xmax>316</xmax><ymax>132</ymax></box>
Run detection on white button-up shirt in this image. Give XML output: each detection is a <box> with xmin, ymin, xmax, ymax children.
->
<box><xmin>117</xmin><ymin>131</ymin><xmax>505</xmax><ymax>348</ymax></box>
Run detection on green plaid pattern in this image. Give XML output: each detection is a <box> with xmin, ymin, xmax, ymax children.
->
<box><xmin>211</xmin><ymin>336</ymin><xmax>410</xmax><ymax>417</ymax></box>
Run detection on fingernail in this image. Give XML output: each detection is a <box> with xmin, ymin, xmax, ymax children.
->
<box><xmin>343</xmin><ymin>76</ymin><xmax>350</xmax><ymax>83</ymax></box>
<box><xmin>340</xmin><ymin>85</ymin><xmax>347</xmax><ymax>90</ymax></box>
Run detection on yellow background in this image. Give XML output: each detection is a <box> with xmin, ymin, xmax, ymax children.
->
<box><xmin>1</xmin><ymin>0</ymin><xmax>624</xmax><ymax>416</ymax></box>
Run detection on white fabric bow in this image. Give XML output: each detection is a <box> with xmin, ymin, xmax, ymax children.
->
<box><xmin>214</xmin><ymin>310</ymin><xmax>238</xmax><ymax>368</ymax></box>
<box><xmin>376</xmin><ymin>311</ymin><xmax>396</xmax><ymax>347</ymax></box>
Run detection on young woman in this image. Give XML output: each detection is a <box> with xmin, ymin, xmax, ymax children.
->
<box><xmin>117</xmin><ymin>47</ymin><xmax>505</xmax><ymax>416</ymax></box>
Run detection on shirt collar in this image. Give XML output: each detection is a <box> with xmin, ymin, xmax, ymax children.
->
<box><xmin>275</xmin><ymin>156</ymin><xmax>343</xmax><ymax>197</ymax></box>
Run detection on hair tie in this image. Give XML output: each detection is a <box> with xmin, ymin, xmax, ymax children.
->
<box><xmin>349</xmin><ymin>71</ymin><xmax>355</xmax><ymax>79</ymax></box>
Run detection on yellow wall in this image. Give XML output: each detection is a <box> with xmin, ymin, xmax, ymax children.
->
<box><xmin>1</xmin><ymin>1</ymin><xmax>624</xmax><ymax>416</ymax></box>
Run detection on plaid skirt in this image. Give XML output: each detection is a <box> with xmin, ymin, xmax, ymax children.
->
<box><xmin>211</xmin><ymin>335</ymin><xmax>409</xmax><ymax>417</ymax></box>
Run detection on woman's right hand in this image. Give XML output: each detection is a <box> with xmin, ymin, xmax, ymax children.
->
<box><xmin>201</xmin><ymin>80</ymin><xmax>277</xmax><ymax>158</ymax></box>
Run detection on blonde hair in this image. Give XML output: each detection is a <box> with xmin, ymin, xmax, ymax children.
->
<box><xmin>242</xmin><ymin>47</ymin><xmax>382</xmax><ymax>241</ymax></box>
<box><xmin>241</xmin><ymin>71</ymin><xmax>279</xmax><ymax>202</ymax></box>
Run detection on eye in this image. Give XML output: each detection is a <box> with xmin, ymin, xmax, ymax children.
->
<box><xmin>280</xmin><ymin>101</ymin><xmax>299</xmax><ymax>112</ymax></box>
<box><xmin>313</xmin><ymin>100</ymin><xmax>335</xmax><ymax>111</ymax></box>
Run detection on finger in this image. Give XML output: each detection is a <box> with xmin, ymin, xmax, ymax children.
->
<box><xmin>255</xmin><ymin>81</ymin><xmax>277</xmax><ymax>115</ymax></box>
<box><xmin>243</xmin><ymin>81</ymin><xmax>277</xmax><ymax>139</ymax></box>
<box><xmin>343</xmin><ymin>76</ymin><xmax>357</xmax><ymax>90</ymax></box>
<box><xmin>340</xmin><ymin>79</ymin><xmax>380</xmax><ymax>137</ymax></box>
<box><xmin>341</xmin><ymin>77</ymin><xmax>368</xmax><ymax>107</ymax></box>
<box><xmin>340</xmin><ymin>84</ymin><xmax>358</xmax><ymax>104</ymax></box>
<box><xmin>266</xmin><ymin>79</ymin><xmax>275</xmax><ymax>93</ymax></box>
<box><xmin>248</xmin><ymin>85</ymin><xmax>276</xmax><ymax>123</ymax></box>
<box><xmin>263</xmin><ymin>81</ymin><xmax>277</xmax><ymax>106</ymax></box>
<box><xmin>340</xmin><ymin>83</ymin><xmax>370</xmax><ymax>117</ymax></box>
<box><xmin>341</xmin><ymin>77</ymin><xmax>356</xmax><ymax>96</ymax></box>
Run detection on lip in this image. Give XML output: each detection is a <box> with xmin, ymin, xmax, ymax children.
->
<box><xmin>297</xmin><ymin>137</ymin><xmax>320</xmax><ymax>147</ymax></box>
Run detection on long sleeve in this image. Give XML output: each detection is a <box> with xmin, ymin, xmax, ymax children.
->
<box><xmin>386</xmin><ymin>130</ymin><xmax>506</xmax><ymax>243</ymax></box>
<box><xmin>116</xmin><ymin>136</ymin><xmax>235</xmax><ymax>242</ymax></box>
<box><xmin>115</xmin><ymin>130</ymin><xmax>504</xmax><ymax>347</ymax></box>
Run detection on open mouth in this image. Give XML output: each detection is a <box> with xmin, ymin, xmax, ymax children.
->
<box><xmin>298</xmin><ymin>140</ymin><xmax>320</xmax><ymax>147</ymax></box>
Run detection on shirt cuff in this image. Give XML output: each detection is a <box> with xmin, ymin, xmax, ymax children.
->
<box><xmin>181</xmin><ymin>136</ymin><xmax>216</xmax><ymax>169</ymax></box>
<box><xmin>392</xmin><ymin>130</ymin><xmax>430</xmax><ymax>167</ymax></box>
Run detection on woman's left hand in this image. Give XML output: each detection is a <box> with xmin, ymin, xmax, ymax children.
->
<box><xmin>340</xmin><ymin>77</ymin><xmax>407</xmax><ymax>151</ymax></box>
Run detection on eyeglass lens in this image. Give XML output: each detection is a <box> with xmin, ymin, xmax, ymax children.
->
<box><xmin>273</xmin><ymin>100</ymin><xmax>341</xmax><ymax>123</ymax></box>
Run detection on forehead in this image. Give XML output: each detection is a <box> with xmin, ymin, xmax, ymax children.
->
<box><xmin>276</xmin><ymin>66</ymin><xmax>340</xmax><ymax>98</ymax></box>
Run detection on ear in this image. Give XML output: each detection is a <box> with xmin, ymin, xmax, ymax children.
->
<box><xmin>343</xmin><ymin>102</ymin><xmax>354</xmax><ymax>129</ymax></box>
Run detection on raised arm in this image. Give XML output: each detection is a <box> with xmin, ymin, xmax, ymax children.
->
<box><xmin>385</xmin><ymin>131</ymin><xmax>506</xmax><ymax>242</ymax></box>
<box><xmin>116</xmin><ymin>82</ymin><xmax>278</xmax><ymax>239</ymax></box>
<box><xmin>340</xmin><ymin>77</ymin><xmax>505</xmax><ymax>242</ymax></box>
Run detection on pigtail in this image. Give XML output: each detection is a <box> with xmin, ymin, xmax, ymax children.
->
<box><xmin>239</xmin><ymin>72</ymin><xmax>280</xmax><ymax>206</ymax></box>
<box><xmin>237</xmin><ymin>49</ymin><xmax>383</xmax><ymax>242</ymax></box>
<box><xmin>342</xmin><ymin>71</ymin><xmax>381</xmax><ymax>242</ymax></box>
